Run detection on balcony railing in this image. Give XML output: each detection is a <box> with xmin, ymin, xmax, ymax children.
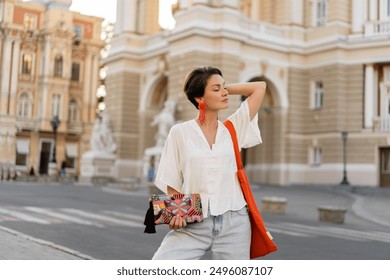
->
<box><xmin>67</xmin><ymin>121</ymin><xmax>83</xmax><ymax>134</ymax></box>
<box><xmin>374</xmin><ymin>117</ymin><xmax>390</xmax><ymax>132</ymax></box>
<box><xmin>240</xmin><ymin>18</ymin><xmax>285</xmax><ymax>39</ymax></box>
<box><xmin>16</xmin><ymin>117</ymin><xmax>40</xmax><ymax>131</ymax></box>
<box><xmin>364</xmin><ymin>21</ymin><xmax>390</xmax><ymax>36</ymax></box>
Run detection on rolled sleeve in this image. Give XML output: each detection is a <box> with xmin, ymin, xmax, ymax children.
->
<box><xmin>227</xmin><ymin>99</ymin><xmax>262</xmax><ymax>149</ymax></box>
<box><xmin>154</xmin><ymin>125</ymin><xmax>183</xmax><ymax>194</ymax></box>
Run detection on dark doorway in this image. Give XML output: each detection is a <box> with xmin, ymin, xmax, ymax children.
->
<box><xmin>39</xmin><ymin>141</ymin><xmax>52</xmax><ymax>174</ymax></box>
<box><xmin>379</xmin><ymin>148</ymin><xmax>390</xmax><ymax>187</ymax></box>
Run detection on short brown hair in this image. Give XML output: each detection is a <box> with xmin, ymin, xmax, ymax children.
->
<box><xmin>183</xmin><ymin>66</ymin><xmax>223</xmax><ymax>109</ymax></box>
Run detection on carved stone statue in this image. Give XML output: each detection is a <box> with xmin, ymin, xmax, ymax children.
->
<box><xmin>90</xmin><ymin>112</ymin><xmax>116</xmax><ymax>154</ymax></box>
<box><xmin>150</xmin><ymin>99</ymin><xmax>176</xmax><ymax>147</ymax></box>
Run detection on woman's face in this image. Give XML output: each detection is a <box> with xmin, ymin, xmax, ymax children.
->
<box><xmin>201</xmin><ymin>74</ymin><xmax>229</xmax><ymax>111</ymax></box>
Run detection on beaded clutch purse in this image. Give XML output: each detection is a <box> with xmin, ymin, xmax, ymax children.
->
<box><xmin>144</xmin><ymin>193</ymin><xmax>203</xmax><ymax>233</ymax></box>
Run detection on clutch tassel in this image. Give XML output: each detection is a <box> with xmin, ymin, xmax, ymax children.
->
<box><xmin>144</xmin><ymin>200</ymin><xmax>156</xmax><ymax>234</ymax></box>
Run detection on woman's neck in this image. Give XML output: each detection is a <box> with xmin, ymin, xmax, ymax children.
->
<box><xmin>197</xmin><ymin>111</ymin><xmax>218</xmax><ymax>127</ymax></box>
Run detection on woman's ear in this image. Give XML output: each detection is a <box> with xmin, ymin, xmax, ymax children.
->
<box><xmin>194</xmin><ymin>97</ymin><xmax>203</xmax><ymax>105</ymax></box>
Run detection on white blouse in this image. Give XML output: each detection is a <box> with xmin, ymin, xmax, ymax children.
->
<box><xmin>154</xmin><ymin>99</ymin><xmax>262</xmax><ymax>218</ymax></box>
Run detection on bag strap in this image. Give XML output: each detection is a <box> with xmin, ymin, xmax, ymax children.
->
<box><xmin>224</xmin><ymin>120</ymin><xmax>243</xmax><ymax>171</ymax></box>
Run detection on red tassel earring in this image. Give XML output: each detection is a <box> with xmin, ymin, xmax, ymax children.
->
<box><xmin>198</xmin><ymin>100</ymin><xmax>206</xmax><ymax>125</ymax></box>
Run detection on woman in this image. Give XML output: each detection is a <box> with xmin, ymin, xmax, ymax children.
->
<box><xmin>152</xmin><ymin>66</ymin><xmax>266</xmax><ymax>260</ymax></box>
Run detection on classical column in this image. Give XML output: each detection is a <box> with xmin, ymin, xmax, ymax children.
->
<box><xmin>364</xmin><ymin>64</ymin><xmax>375</xmax><ymax>128</ymax></box>
<box><xmin>379</xmin><ymin>0</ymin><xmax>388</xmax><ymax>20</ymax></box>
<box><xmin>291</xmin><ymin>0</ymin><xmax>303</xmax><ymax>25</ymax></box>
<box><xmin>0</xmin><ymin>39</ymin><xmax>13</xmax><ymax>114</ymax></box>
<box><xmin>8</xmin><ymin>39</ymin><xmax>21</xmax><ymax>115</ymax></box>
<box><xmin>115</xmin><ymin>0</ymin><xmax>138</xmax><ymax>34</ymax></box>
<box><xmin>89</xmin><ymin>54</ymin><xmax>99</xmax><ymax>121</ymax></box>
<box><xmin>352</xmin><ymin>0</ymin><xmax>364</xmax><ymax>33</ymax></box>
<box><xmin>250</xmin><ymin>0</ymin><xmax>260</xmax><ymax>20</ymax></box>
<box><xmin>43</xmin><ymin>38</ymin><xmax>51</xmax><ymax>76</ymax></box>
<box><xmin>369</xmin><ymin>0</ymin><xmax>378</xmax><ymax>21</ymax></box>
<box><xmin>82</xmin><ymin>52</ymin><xmax>92</xmax><ymax>121</ymax></box>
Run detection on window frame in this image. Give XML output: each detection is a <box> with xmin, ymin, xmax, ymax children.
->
<box><xmin>15</xmin><ymin>139</ymin><xmax>30</xmax><ymax>167</ymax></box>
<box><xmin>73</xmin><ymin>24</ymin><xmax>84</xmax><ymax>38</ymax></box>
<box><xmin>21</xmin><ymin>52</ymin><xmax>34</xmax><ymax>75</ymax></box>
<box><xmin>24</xmin><ymin>13</ymin><xmax>37</xmax><ymax>30</ymax></box>
<box><xmin>17</xmin><ymin>92</ymin><xmax>33</xmax><ymax>118</ymax></box>
<box><xmin>388</xmin><ymin>0</ymin><xmax>390</xmax><ymax>18</ymax></box>
<box><xmin>51</xmin><ymin>93</ymin><xmax>61</xmax><ymax>118</ymax></box>
<box><xmin>311</xmin><ymin>80</ymin><xmax>324</xmax><ymax>110</ymax></box>
<box><xmin>313</xmin><ymin>0</ymin><xmax>327</xmax><ymax>27</ymax></box>
<box><xmin>54</xmin><ymin>54</ymin><xmax>63</xmax><ymax>77</ymax></box>
<box><xmin>71</xmin><ymin>62</ymin><xmax>81</xmax><ymax>82</ymax></box>
<box><xmin>384</xmin><ymin>66</ymin><xmax>390</xmax><ymax>84</ymax></box>
<box><xmin>309</xmin><ymin>146</ymin><xmax>322</xmax><ymax>166</ymax></box>
<box><xmin>68</xmin><ymin>99</ymin><xmax>79</xmax><ymax>122</ymax></box>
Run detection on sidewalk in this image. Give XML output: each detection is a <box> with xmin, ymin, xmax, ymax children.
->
<box><xmin>0</xmin><ymin>225</ymin><xmax>93</xmax><ymax>260</ymax></box>
<box><xmin>0</xmin><ymin>183</ymin><xmax>389</xmax><ymax>260</ymax></box>
<box><xmin>253</xmin><ymin>184</ymin><xmax>390</xmax><ymax>228</ymax></box>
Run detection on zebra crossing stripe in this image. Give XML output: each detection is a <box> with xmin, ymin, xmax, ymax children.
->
<box><xmin>102</xmin><ymin>210</ymin><xmax>145</xmax><ymax>223</ymax></box>
<box><xmin>24</xmin><ymin>207</ymin><xmax>104</xmax><ymax>228</ymax></box>
<box><xmin>270</xmin><ymin>222</ymin><xmax>390</xmax><ymax>243</ymax></box>
<box><xmin>61</xmin><ymin>208</ymin><xmax>144</xmax><ymax>228</ymax></box>
<box><xmin>267</xmin><ymin>227</ymin><xmax>313</xmax><ymax>237</ymax></box>
<box><xmin>276</xmin><ymin>222</ymin><xmax>367</xmax><ymax>241</ymax></box>
<box><xmin>0</xmin><ymin>207</ymin><xmax>51</xmax><ymax>225</ymax></box>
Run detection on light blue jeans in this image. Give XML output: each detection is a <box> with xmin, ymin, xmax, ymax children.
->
<box><xmin>152</xmin><ymin>206</ymin><xmax>251</xmax><ymax>260</ymax></box>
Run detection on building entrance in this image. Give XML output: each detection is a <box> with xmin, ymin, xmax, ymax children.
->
<box><xmin>379</xmin><ymin>148</ymin><xmax>390</xmax><ymax>187</ymax></box>
<box><xmin>39</xmin><ymin>141</ymin><xmax>52</xmax><ymax>175</ymax></box>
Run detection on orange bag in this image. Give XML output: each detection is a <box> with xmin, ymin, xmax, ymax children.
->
<box><xmin>224</xmin><ymin>120</ymin><xmax>278</xmax><ymax>259</ymax></box>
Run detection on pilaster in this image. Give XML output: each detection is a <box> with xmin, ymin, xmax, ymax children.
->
<box><xmin>364</xmin><ymin>64</ymin><xmax>374</xmax><ymax>128</ymax></box>
<box><xmin>8</xmin><ymin>39</ymin><xmax>21</xmax><ymax>116</ymax></box>
<box><xmin>352</xmin><ymin>0</ymin><xmax>364</xmax><ymax>33</ymax></box>
<box><xmin>0</xmin><ymin>38</ymin><xmax>13</xmax><ymax>114</ymax></box>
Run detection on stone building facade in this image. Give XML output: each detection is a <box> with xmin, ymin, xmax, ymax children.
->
<box><xmin>0</xmin><ymin>0</ymin><xmax>104</xmax><ymax>178</ymax></box>
<box><xmin>105</xmin><ymin>0</ymin><xmax>390</xmax><ymax>187</ymax></box>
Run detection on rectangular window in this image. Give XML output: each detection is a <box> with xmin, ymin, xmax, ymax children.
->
<box><xmin>16</xmin><ymin>153</ymin><xmax>27</xmax><ymax>166</ymax></box>
<box><xmin>388</xmin><ymin>100</ymin><xmax>390</xmax><ymax>115</ymax></box>
<box><xmin>311</xmin><ymin>81</ymin><xmax>324</xmax><ymax>109</ymax></box>
<box><xmin>18</xmin><ymin>93</ymin><xmax>32</xmax><ymax>118</ymax></box>
<box><xmin>382</xmin><ymin>150</ymin><xmax>390</xmax><ymax>173</ymax></box>
<box><xmin>73</xmin><ymin>24</ymin><xmax>83</xmax><ymax>38</ymax></box>
<box><xmin>316</xmin><ymin>0</ymin><xmax>327</xmax><ymax>27</ymax></box>
<box><xmin>65</xmin><ymin>143</ymin><xmax>78</xmax><ymax>169</ymax></box>
<box><xmin>21</xmin><ymin>53</ymin><xmax>33</xmax><ymax>75</ymax></box>
<box><xmin>24</xmin><ymin>13</ymin><xmax>37</xmax><ymax>30</ymax></box>
<box><xmin>15</xmin><ymin>139</ymin><xmax>29</xmax><ymax>166</ymax></box>
<box><xmin>51</xmin><ymin>94</ymin><xmax>61</xmax><ymax>117</ymax></box>
<box><xmin>71</xmin><ymin>63</ymin><xmax>80</xmax><ymax>81</ymax></box>
<box><xmin>388</xmin><ymin>0</ymin><xmax>390</xmax><ymax>17</ymax></box>
<box><xmin>68</xmin><ymin>100</ymin><xmax>78</xmax><ymax>122</ymax></box>
<box><xmin>384</xmin><ymin>67</ymin><xmax>390</xmax><ymax>83</ymax></box>
<box><xmin>309</xmin><ymin>147</ymin><xmax>322</xmax><ymax>166</ymax></box>
<box><xmin>54</xmin><ymin>55</ymin><xmax>63</xmax><ymax>77</ymax></box>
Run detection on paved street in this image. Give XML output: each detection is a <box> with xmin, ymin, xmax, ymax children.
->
<box><xmin>0</xmin><ymin>181</ymin><xmax>389</xmax><ymax>260</ymax></box>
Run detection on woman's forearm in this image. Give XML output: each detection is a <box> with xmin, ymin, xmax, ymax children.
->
<box><xmin>226</xmin><ymin>81</ymin><xmax>266</xmax><ymax>120</ymax></box>
<box><xmin>225</xmin><ymin>81</ymin><xmax>266</xmax><ymax>97</ymax></box>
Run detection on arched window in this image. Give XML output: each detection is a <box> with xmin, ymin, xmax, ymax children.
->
<box><xmin>54</xmin><ymin>54</ymin><xmax>63</xmax><ymax>77</ymax></box>
<box><xmin>17</xmin><ymin>93</ymin><xmax>32</xmax><ymax>118</ymax></box>
<box><xmin>68</xmin><ymin>99</ymin><xmax>79</xmax><ymax>122</ymax></box>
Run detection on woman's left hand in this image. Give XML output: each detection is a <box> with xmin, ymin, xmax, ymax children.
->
<box><xmin>169</xmin><ymin>215</ymin><xmax>187</xmax><ymax>230</ymax></box>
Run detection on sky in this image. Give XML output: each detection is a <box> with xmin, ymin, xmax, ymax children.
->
<box><xmin>23</xmin><ymin>0</ymin><xmax>176</xmax><ymax>28</ymax></box>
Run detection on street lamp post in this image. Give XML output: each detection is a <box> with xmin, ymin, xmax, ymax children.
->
<box><xmin>340</xmin><ymin>131</ymin><xmax>350</xmax><ymax>185</ymax></box>
<box><xmin>50</xmin><ymin>115</ymin><xmax>60</xmax><ymax>163</ymax></box>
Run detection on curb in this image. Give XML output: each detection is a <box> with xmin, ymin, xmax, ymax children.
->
<box><xmin>0</xmin><ymin>225</ymin><xmax>95</xmax><ymax>260</ymax></box>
